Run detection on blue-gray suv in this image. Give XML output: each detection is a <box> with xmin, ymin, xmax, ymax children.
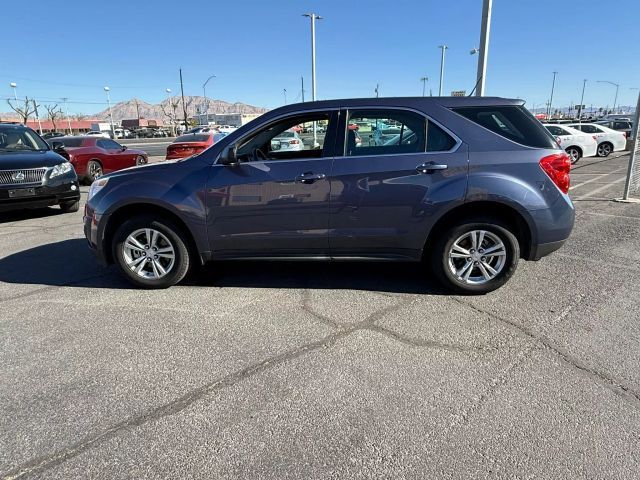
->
<box><xmin>83</xmin><ymin>97</ymin><xmax>574</xmax><ymax>294</ymax></box>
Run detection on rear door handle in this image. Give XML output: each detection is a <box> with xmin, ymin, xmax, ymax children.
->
<box><xmin>295</xmin><ymin>172</ymin><xmax>326</xmax><ymax>184</ymax></box>
<box><xmin>416</xmin><ymin>162</ymin><xmax>448</xmax><ymax>174</ymax></box>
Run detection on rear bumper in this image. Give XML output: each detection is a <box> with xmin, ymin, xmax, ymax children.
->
<box><xmin>0</xmin><ymin>181</ymin><xmax>80</xmax><ymax>212</ymax></box>
<box><xmin>525</xmin><ymin>194</ymin><xmax>575</xmax><ymax>261</ymax></box>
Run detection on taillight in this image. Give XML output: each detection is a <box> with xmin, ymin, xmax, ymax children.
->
<box><xmin>289</xmin><ymin>140</ymin><xmax>299</xmax><ymax>145</ymax></box>
<box><xmin>540</xmin><ymin>152</ymin><xmax>571</xmax><ymax>194</ymax></box>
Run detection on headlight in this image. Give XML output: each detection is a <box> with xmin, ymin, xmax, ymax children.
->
<box><xmin>49</xmin><ymin>162</ymin><xmax>73</xmax><ymax>178</ymax></box>
<box><xmin>88</xmin><ymin>178</ymin><xmax>109</xmax><ymax>201</ymax></box>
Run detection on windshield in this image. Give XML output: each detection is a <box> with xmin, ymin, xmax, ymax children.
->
<box><xmin>0</xmin><ymin>126</ymin><xmax>49</xmax><ymax>152</ymax></box>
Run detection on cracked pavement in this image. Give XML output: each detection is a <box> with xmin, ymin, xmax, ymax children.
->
<box><xmin>1</xmin><ymin>153</ymin><xmax>639</xmax><ymax>479</ymax></box>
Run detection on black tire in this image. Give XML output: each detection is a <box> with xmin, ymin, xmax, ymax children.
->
<box><xmin>59</xmin><ymin>200</ymin><xmax>80</xmax><ymax>213</ymax></box>
<box><xmin>135</xmin><ymin>155</ymin><xmax>147</xmax><ymax>166</ymax></box>
<box><xmin>566</xmin><ymin>146</ymin><xmax>581</xmax><ymax>165</ymax></box>
<box><xmin>597</xmin><ymin>142</ymin><xmax>612</xmax><ymax>157</ymax></box>
<box><xmin>85</xmin><ymin>160</ymin><xmax>103</xmax><ymax>184</ymax></box>
<box><xmin>112</xmin><ymin>215</ymin><xmax>191</xmax><ymax>288</ymax></box>
<box><xmin>430</xmin><ymin>217</ymin><xmax>520</xmax><ymax>294</ymax></box>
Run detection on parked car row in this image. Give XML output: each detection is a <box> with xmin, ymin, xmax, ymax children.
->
<box><xmin>543</xmin><ymin>123</ymin><xmax>626</xmax><ymax>164</ymax></box>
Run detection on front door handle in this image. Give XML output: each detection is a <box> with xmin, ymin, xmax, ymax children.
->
<box><xmin>416</xmin><ymin>162</ymin><xmax>448</xmax><ymax>174</ymax></box>
<box><xmin>295</xmin><ymin>172</ymin><xmax>326</xmax><ymax>184</ymax></box>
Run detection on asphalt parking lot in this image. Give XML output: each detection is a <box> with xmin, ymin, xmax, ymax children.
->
<box><xmin>1</xmin><ymin>152</ymin><xmax>639</xmax><ymax>479</ymax></box>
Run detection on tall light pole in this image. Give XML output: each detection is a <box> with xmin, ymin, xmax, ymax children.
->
<box><xmin>202</xmin><ymin>74</ymin><xmax>216</xmax><ymax>126</ymax></box>
<box><xmin>420</xmin><ymin>76</ymin><xmax>428</xmax><ymax>97</ymax></box>
<box><xmin>474</xmin><ymin>0</ymin><xmax>492</xmax><ymax>96</ymax></box>
<box><xmin>578</xmin><ymin>79</ymin><xmax>587</xmax><ymax>122</ymax></box>
<box><xmin>9</xmin><ymin>82</ymin><xmax>17</xmax><ymax>103</ymax></box>
<box><xmin>548</xmin><ymin>71</ymin><xmax>558</xmax><ymax>119</ymax></box>
<box><xmin>303</xmin><ymin>12</ymin><xmax>323</xmax><ymax>147</ymax></box>
<box><xmin>165</xmin><ymin>88</ymin><xmax>175</xmax><ymax>136</ymax></box>
<box><xmin>61</xmin><ymin>97</ymin><xmax>72</xmax><ymax>134</ymax></box>
<box><xmin>438</xmin><ymin>45</ymin><xmax>448</xmax><ymax>96</ymax></box>
<box><xmin>103</xmin><ymin>86</ymin><xmax>115</xmax><ymax>138</ymax></box>
<box><xmin>597</xmin><ymin>80</ymin><xmax>620</xmax><ymax>113</ymax></box>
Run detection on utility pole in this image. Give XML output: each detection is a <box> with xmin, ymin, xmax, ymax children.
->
<box><xmin>420</xmin><ymin>76</ymin><xmax>428</xmax><ymax>97</ymax></box>
<box><xmin>548</xmin><ymin>71</ymin><xmax>558</xmax><ymax>119</ymax></box>
<box><xmin>103</xmin><ymin>87</ymin><xmax>115</xmax><ymax>138</ymax></box>
<box><xmin>283</xmin><ymin>88</ymin><xmax>287</xmax><ymax>105</ymax></box>
<box><xmin>578</xmin><ymin>79</ymin><xmax>587</xmax><ymax>122</ymax></box>
<box><xmin>60</xmin><ymin>97</ymin><xmax>72</xmax><ymax>134</ymax></box>
<box><xmin>179</xmin><ymin>68</ymin><xmax>187</xmax><ymax>131</ymax></box>
<box><xmin>597</xmin><ymin>80</ymin><xmax>620</xmax><ymax>113</ymax></box>
<box><xmin>301</xmin><ymin>76</ymin><xmax>305</xmax><ymax>102</ymax></box>
<box><xmin>438</xmin><ymin>45</ymin><xmax>448</xmax><ymax>96</ymax></box>
<box><xmin>202</xmin><ymin>74</ymin><xmax>215</xmax><ymax>125</ymax></box>
<box><xmin>375</xmin><ymin>83</ymin><xmax>379</xmax><ymax>98</ymax></box>
<box><xmin>303</xmin><ymin>12</ymin><xmax>323</xmax><ymax>147</ymax></box>
<box><xmin>474</xmin><ymin>0</ymin><xmax>492</xmax><ymax>96</ymax></box>
<box><xmin>32</xmin><ymin>99</ymin><xmax>43</xmax><ymax>134</ymax></box>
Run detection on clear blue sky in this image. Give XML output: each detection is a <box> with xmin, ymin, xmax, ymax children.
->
<box><xmin>2</xmin><ymin>0</ymin><xmax>639</xmax><ymax>114</ymax></box>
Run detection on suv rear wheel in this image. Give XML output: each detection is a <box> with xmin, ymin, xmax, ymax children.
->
<box><xmin>113</xmin><ymin>215</ymin><xmax>191</xmax><ymax>288</ymax></box>
<box><xmin>431</xmin><ymin>218</ymin><xmax>520</xmax><ymax>294</ymax></box>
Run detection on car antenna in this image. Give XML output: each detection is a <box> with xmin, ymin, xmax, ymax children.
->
<box><xmin>468</xmin><ymin>75</ymin><xmax>483</xmax><ymax>97</ymax></box>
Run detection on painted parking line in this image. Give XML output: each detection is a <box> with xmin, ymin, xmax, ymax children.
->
<box><xmin>569</xmin><ymin>166</ymin><xmax>627</xmax><ymax>190</ymax></box>
<box><xmin>574</xmin><ymin>176</ymin><xmax>626</xmax><ymax>200</ymax></box>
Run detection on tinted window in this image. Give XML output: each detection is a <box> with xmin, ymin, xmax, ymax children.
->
<box><xmin>614</xmin><ymin>122</ymin><xmax>630</xmax><ymax>129</ymax></box>
<box><xmin>0</xmin><ymin>126</ymin><xmax>49</xmax><ymax>152</ymax></box>
<box><xmin>578</xmin><ymin>125</ymin><xmax>602</xmax><ymax>134</ymax></box>
<box><xmin>427</xmin><ymin>121</ymin><xmax>457</xmax><ymax>151</ymax></box>
<box><xmin>56</xmin><ymin>138</ymin><xmax>84</xmax><ymax>148</ymax></box>
<box><xmin>453</xmin><ymin>105</ymin><xmax>556</xmax><ymax>148</ymax></box>
<box><xmin>545</xmin><ymin>126</ymin><xmax>564</xmax><ymax>136</ymax></box>
<box><xmin>176</xmin><ymin>134</ymin><xmax>211</xmax><ymax>142</ymax></box>
<box><xmin>346</xmin><ymin>109</ymin><xmax>425</xmax><ymax>156</ymax></box>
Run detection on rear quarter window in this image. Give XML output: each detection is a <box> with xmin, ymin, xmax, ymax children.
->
<box><xmin>453</xmin><ymin>105</ymin><xmax>557</xmax><ymax>148</ymax></box>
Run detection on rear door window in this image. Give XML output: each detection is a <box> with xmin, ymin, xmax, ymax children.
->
<box><xmin>452</xmin><ymin>105</ymin><xmax>557</xmax><ymax>148</ymax></box>
<box><xmin>427</xmin><ymin>121</ymin><xmax>457</xmax><ymax>152</ymax></box>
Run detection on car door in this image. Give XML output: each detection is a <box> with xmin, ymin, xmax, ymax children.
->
<box><xmin>104</xmin><ymin>139</ymin><xmax>135</xmax><ymax>170</ymax></box>
<box><xmin>328</xmin><ymin>107</ymin><xmax>468</xmax><ymax>260</ymax></box>
<box><xmin>206</xmin><ymin>110</ymin><xmax>338</xmax><ymax>257</ymax></box>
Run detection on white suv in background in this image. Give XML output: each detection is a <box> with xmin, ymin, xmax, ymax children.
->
<box><xmin>567</xmin><ymin>123</ymin><xmax>627</xmax><ymax>157</ymax></box>
<box><xmin>543</xmin><ymin>124</ymin><xmax>597</xmax><ymax>164</ymax></box>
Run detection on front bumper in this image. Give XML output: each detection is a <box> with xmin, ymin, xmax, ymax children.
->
<box><xmin>0</xmin><ymin>180</ymin><xmax>80</xmax><ymax>212</ymax></box>
<box><xmin>83</xmin><ymin>204</ymin><xmax>109</xmax><ymax>266</ymax></box>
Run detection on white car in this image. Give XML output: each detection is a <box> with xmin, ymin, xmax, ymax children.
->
<box><xmin>543</xmin><ymin>124</ymin><xmax>597</xmax><ymax>164</ymax></box>
<box><xmin>271</xmin><ymin>130</ymin><xmax>304</xmax><ymax>152</ymax></box>
<box><xmin>567</xmin><ymin>123</ymin><xmax>627</xmax><ymax>157</ymax></box>
<box><xmin>85</xmin><ymin>130</ymin><xmax>111</xmax><ymax>139</ymax></box>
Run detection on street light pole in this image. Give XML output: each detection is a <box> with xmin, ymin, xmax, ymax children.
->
<box><xmin>578</xmin><ymin>79</ymin><xmax>587</xmax><ymax>122</ymax></box>
<box><xmin>303</xmin><ymin>12</ymin><xmax>323</xmax><ymax>147</ymax></box>
<box><xmin>474</xmin><ymin>0</ymin><xmax>492</xmax><ymax>96</ymax></box>
<box><xmin>597</xmin><ymin>80</ymin><xmax>620</xmax><ymax>113</ymax></box>
<box><xmin>202</xmin><ymin>74</ymin><xmax>216</xmax><ymax>126</ymax></box>
<box><xmin>438</xmin><ymin>45</ymin><xmax>448</xmax><ymax>96</ymax></box>
<box><xmin>61</xmin><ymin>97</ymin><xmax>72</xmax><ymax>134</ymax></box>
<box><xmin>103</xmin><ymin>86</ymin><xmax>115</xmax><ymax>138</ymax></box>
<box><xmin>165</xmin><ymin>88</ymin><xmax>175</xmax><ymax>136</ymax></box>
<box><xmin>420</xmin><ymin>76</ymin><xmax>428</xmax><ymax>97</ymax></box>
<box><xmin>548</xmin><ymin>71</ymin><xmax>558</xmax><ymax>119</ymax></box>
<box><xmin>9</xmin><ymin>82</ymin><xmax>17</xmax><ymax>103</ymax></box>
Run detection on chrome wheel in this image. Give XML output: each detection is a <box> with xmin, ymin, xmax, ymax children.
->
<box><xmin>567</xmin><ymin>148</ymin><xmax>580</xmax><ymax>164</ymax></box>
<box><xmin>88</xmin><ymin>162</ymin><xmax>102</xmax><ymax>180</ymax></box>
<box><xmin>597</xmin><ymin>143</ymin><xmax>612</xmax><ymax>157</ymax></box>
<box><xmin>122</xmin><ymin>228</ymin><xmax>175</xmax><ymax>279</ymax></box>
<box><xmin>447</xmin><ymin>230</ymin><xmax>507</xmax><ymax>285</ymax></box>
<box><xmin>136</xmin><ymin>155</ymin><xmax>146</xmax><ymax>166</ymax></box>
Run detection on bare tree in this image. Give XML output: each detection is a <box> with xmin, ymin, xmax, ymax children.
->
<box><xmin>73</xmin><ymin>113</ymin><xmax>87</xmax><ymax>121</ymax></box>
<box><xmin>44</xmin><ymin>104</ymin><xmax>63</xmax><ymax>131</ymax></box>
<box><xmin>160</xmin><ymin>98</ymin><xmax>181</xmax><ymax>135</ymax></box>
<box><xmin>7</xmin><ymin>97</ymin><xmax>36</xmax><ymax>124</ymax></box>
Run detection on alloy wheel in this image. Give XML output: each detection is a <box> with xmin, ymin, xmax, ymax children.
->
<box><xmin>568</xmin><ymin>148</ymin><xmax>580</xmax><ymax>164</ymax></box>
<box><xmin>122</xmin><ymin>228</ymin><xmax>176</xmax><ymax>279</ymax></box>
<box><xmin>597</xmin><ymin>143</ymin><xmax>611</xmax><ymax>156</ymax></box>
<box><xmin>447</xmin><ymin>230</ymin><xmax>507</xmax><ymax>285</ymax></box>
<box><xmin>89</xmin><ymin>162</ymin><xmax>103</xmax><ymax>180</ymax></box>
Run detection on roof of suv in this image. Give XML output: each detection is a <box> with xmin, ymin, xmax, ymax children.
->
<box><xmin>269</xmin><ymin>96</ymin><xmax>524</xmax><ymax>113</ymax></box>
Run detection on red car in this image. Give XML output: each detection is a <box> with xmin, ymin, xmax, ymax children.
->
<box><xmin>50</xmin><ymin>136</ymin><xmax>147</xmax><ymax>184</ymax></box>
<box><xmin>165</xmin><ymin>132</ymin><xmax>228</xmax><ymax>160</ymax></box>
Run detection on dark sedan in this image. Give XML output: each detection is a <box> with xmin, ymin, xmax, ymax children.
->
<box><xmin>0</xmin><ymin>123</ymin><xmax>80</xmax><ymax>213</ymax></box>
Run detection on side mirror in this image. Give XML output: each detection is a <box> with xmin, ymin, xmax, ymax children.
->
<box><xmin>51</xmin><ymin>141</ymin><xmax>64</xmax><ymax>151</ymax></box>
<box><xmin>121</xmin><ymin>145</ymin><xmax>128</xmax><ymax>151</ymax></box>
<box><xmin>218</xmin><ymin>145</ymin><xmax>238</xmax><ymax>165</ymax></box>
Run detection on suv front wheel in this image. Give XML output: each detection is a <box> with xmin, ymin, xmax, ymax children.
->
<box><xmin>431</xmin><ymin>218</ymin><xmax>520</xmax><ymax>294</ymax></box>
<box><xmin>113</xmin><ymin>215</ymin><xmax>191</xmax><ymax>288</ymax></box>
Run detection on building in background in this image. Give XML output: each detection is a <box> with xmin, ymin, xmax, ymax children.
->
<box><xmin>194</xmin><ymin>113</ymin><xmax>262</xmax><ymax>127</ymax></box>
